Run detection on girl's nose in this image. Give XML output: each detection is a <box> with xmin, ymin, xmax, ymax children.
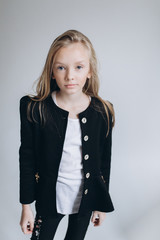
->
<box><xmin>66</xmin><ymin>68</ymin><xmax>74</xmax><ymax>81</ymax></box>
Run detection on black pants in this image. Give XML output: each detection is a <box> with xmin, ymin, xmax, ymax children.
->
<box><xmin>30</xmin><ymin>211</ymin><xmax>92</xmax><ymax>240</ymax></box>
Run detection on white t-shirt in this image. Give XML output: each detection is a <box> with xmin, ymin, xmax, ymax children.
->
<box><xmin>51</xmin><ymin>91</ymin><xmax>91</xmax><ymax>214</ymax></box>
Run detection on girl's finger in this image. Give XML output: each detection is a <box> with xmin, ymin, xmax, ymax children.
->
<box><xmin>91</xmin><ymin>212</ymin><xmax>98</xmax><ymax>222</ymax></box>
<box><xmin>29</xmin><ymin>220</ymin><xmax>34</xmax><ymax>232</ymax></box>
<box><xmin>21</xmin><ymin>224</ymin><xmax>28</xmax><ymax>234</ymax></box>
<box><xmin>93</xmin><ymin>217</ymin><xmax>100</xmax><ymax>226</ymax></box>
<box><xmin>26</xmin><ymin>222</ymin><xmax>34</xmax><ymax>233</ymax></box>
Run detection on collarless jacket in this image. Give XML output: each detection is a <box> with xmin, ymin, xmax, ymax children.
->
<box><xmin>19</xmin><ymin>93</ymin><xmax>114</xmax><ymax>218</ymax></box>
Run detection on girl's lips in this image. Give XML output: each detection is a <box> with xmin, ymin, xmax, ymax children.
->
<box><xmin>65</xmin><ymin>84</ymin><xmax>77</xmax><ymax>86</ymax></box>
<box><xmin>65</xmin><ymin>84</ymin><xmax>77</xmax><ymax>87</ymax></box>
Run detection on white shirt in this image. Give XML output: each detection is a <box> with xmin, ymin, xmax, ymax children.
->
<box><xmin>51</xmin><ymin>91</ymin><xmax>91</xmax><ymax>214</ymax></box>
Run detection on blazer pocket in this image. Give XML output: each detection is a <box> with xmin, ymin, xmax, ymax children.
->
<box><xmin>101</xmin><ymin>175</ymin><xmax>106</xmax><ymax>183</ymax></box>
<box><xmin>35</xmin><ymin>172</ymin><xmax>42</xmax><ymax>200</ymax></box>
<box><xmin>35</xmin><ymin>172</ymin><xmax>40</xmax><ymax>183</ymax></box>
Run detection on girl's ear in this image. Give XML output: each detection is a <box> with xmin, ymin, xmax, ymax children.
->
<box><xmin>87</xmin><ymin>72</ymin><xmax>92</xmax><ymax>79</ymax></box>
<box><xmin>87</xmin><ymin>68</ymin><xmax>92</xmax><ymax>79</ymax></box>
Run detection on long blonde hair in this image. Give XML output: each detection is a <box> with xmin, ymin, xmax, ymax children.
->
<box><xmin>26</xmin><ymin>29</ymin><xmax>115</xmax><ymax>137</ymax></box>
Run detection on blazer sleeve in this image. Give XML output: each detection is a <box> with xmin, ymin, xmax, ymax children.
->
<box><xmin>100</xmin><ymin>107</ymin><xmax>113</xmax><ymax>192</ymax></box>
<box><xmin>19</xmin><ymin>96</ymin><xmax>36</xmax><ymax>204</ymax></box>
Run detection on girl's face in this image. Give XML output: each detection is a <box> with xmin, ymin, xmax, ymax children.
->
<box><xmin>52</xmin><ymin>42</ymin><xmax>91</xmax><ymax>95</ymax></box>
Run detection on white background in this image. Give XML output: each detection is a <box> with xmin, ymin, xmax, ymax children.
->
<box><xmin>0</xmin><ymin>0</ymin><xmax>160</xmax><ymax>239</ymax></box>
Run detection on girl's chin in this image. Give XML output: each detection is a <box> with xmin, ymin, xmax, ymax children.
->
<box><xmin>58</xmin><ymin>86</ymin><xmax>83</xmax><ymax>93</ymax></box>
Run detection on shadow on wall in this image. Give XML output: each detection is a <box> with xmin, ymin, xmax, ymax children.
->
<box><xmin>123</xmin><ymin>200</ymin><xmax>160</xmax><ymax>240</ymax></box>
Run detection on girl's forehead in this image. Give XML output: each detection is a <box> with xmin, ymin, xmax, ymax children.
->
<box><xmin>54</xmin><ymin>42</ymin><xmax>90</xmax><ymax>62</ymax></box>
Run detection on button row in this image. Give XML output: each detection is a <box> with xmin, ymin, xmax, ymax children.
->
<box><xmin>82</xmin><ymin>117</ymin><xmax>89</xmax><ymax>195</ymax></box>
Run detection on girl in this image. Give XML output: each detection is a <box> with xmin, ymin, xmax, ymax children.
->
<box><xmin>19</xmin><ymin>29</ymin><xmax>115</xmax><ymax>240</ymax></box>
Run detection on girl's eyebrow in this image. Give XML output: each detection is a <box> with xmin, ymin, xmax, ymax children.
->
<box><xmin>54</xmin><ymin>60</ymin><xmax>86</xmax><ymax>65</ymax></box>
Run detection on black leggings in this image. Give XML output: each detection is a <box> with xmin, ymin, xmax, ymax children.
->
<box><xmin>30</xmin><ymin>211</ymin><xmax>92</xmax><ymax>240</ymax></box>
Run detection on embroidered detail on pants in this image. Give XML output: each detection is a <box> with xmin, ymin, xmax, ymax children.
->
<box><xmin>30</xmin><ymin>215</ymin><xmax>42</xmax><ymax>240</ymax></box>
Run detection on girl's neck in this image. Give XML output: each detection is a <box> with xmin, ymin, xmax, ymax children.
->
<box><xmin>55</xmin><ymin>90</ymin><xmax>89</xmax><ymax>108</ymax></box>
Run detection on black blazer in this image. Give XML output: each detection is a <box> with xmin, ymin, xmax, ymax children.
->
<box><xmin>19</xmin><ymin>93</ymin><xmax>114</xmax><ymax>218</ymax></box>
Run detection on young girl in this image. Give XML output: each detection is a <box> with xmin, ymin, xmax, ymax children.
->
<box><xmin>19</xmin><ymin>29</ymin><xmax>115</xmax><ymax>240</ymax></box>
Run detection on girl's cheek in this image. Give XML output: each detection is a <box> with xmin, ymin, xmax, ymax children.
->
<box><xmin>55</xmin><ymin>72</ymin><xmax>65</xmax><ymax>78</ymax></box>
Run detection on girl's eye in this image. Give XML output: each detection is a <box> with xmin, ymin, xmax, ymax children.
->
<box><xmin>77</xmin><ymin>66</ymin><xmax>83</xmax><ymax>70</ymax></box>
<box><xmin>57</xmin><ymin>66</ymin><xmax>65</xmax><ymax>70</ymax></box>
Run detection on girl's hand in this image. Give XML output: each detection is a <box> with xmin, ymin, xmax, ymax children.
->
<box><xmin>19</xmin><ymin>205</ymin><xmax>34</xmax><ymax>234</ymax></box>
<box><xmin>91</xmin><ymin>211</ymin><xmax>106</xmax><ymax>226</ymax></box>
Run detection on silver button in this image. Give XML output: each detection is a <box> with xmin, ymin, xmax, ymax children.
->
<box><xmin>86</xmin><ymin>173</ymin><xmax>90</xmax><ymax>178</ymax></box>
<box><xmin>84</xmin><ymin>189</ymin><xmax>88</xmax><ymax>194</ymax></box>
<box><xmin>84</xmin><ymin>135</ymin><xmax>89</xmax><ymax>141</ymax></box>
<box><xmin>82</xmin><ymin>117</ymin><xmax>87</xmax><ymax>123</ymax></box>
<box><xmin>84</xmin><ymin>154</ymin><xmax>89</xmax><ymax>160</ymax></box>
